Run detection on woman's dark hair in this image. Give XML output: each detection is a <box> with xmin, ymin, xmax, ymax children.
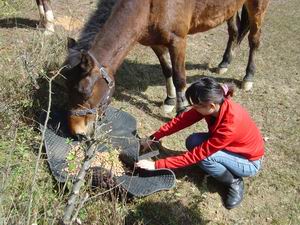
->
<box><xmin>185</xmin><ymin>77</ymin><xmax>235</xmax><ymax>105</ymax></box>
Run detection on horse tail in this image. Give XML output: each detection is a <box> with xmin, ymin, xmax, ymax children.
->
<box><xmin>237</xmin><ymin>5</ymin><xmax>250</xmax><ymax>44</ymax></box>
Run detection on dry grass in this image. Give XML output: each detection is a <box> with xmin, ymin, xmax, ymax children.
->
<box><xmin>0</xmin><ymin>0</ymin><xmax>299</xmax><ymax>224</ymax></box>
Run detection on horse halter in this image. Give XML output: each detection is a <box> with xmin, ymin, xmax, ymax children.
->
<box><xmin>69</xmin><ymin>51</ymin><xmax>115</xmax><ymax>117</ymax></box>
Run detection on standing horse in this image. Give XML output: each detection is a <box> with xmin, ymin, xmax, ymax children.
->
<box><xmin>36</xmin><ymin>0</ymin><xmax>54</xmax><ymax>34</ymax></box>
<box><xmin>63</xmin><ymin>0</ymin><xmax>269</xmax><ymax>136</ymax></box>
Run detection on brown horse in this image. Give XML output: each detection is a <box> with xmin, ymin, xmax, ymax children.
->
<box><xmin>63</xmin><ymin>0</ymin><xmax>269</xmax><ymax>136</ymax></box>
<box><xmin>36</xmin><ymin>0</ymin><xmax>54</xmax><ymax>34</ymax></box>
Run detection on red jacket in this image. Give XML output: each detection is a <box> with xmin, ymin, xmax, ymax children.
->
<box><xmin>153</xmin><ymin>98</ymin><xmax>264</xmax><ymax>169</ymax></box>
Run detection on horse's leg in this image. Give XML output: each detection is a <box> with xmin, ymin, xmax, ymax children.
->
<box><xmin>152</xmin><ymin>46</ymin><xmax>176</xmax><ymax>113</ymax></box>
<box><xmin>217</xmin><ymin>15</ymin><xmax>239</xmax><ymax>75</ymax></box>
<box><xmin>169</xmin><ymin>38</ymin><xmax>189</xmax><ymax>113</ymax></box>
<box><xmin>36</xmin><ymin>0</ymin><xmax>45</xmax><ymax>27</ymax></box>
<box><xmin>42</xmin><ymin>0</ymin><xmax>55</xmax><ymax>34</ymax></box>
<box><xmin>242</xmin><ymin>0</ymin><xmax>269</xmax><ymax>90</ymax></box>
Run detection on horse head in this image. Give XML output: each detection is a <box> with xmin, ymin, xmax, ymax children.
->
<box><xmin>63</xmin><ymin>38</ymin><xmax>115</xmax><ymax>137</ymax></box>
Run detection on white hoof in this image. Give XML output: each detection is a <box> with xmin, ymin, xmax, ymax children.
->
<box><xmin>44</xmin><ymin>24</ymin><xmax>55</xmax><ymax>35</ymax></box>
<box><xmin>242</xmin><ymin>81</ymin><xmax>253</xmax><ymax>91</ymax></box>
<box><xmin>217</xmin><ymin>67</ymin><xmax>228</xmax><ymax>75</ymax></box>
<box><xmin>162</xmin><ymin>104</ymin><xmax>175</xmax><ymax>114</ymax></box>
<box><xmin>44</xmin><ymin>30</ymin><xmax>54</xmax><ymax>36</ymax></box>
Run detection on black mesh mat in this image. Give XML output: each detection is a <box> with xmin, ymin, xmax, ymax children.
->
<box><xmin>39</xmin><ymin>107</ymin><xmax>138</xmax><ymax>182</ymax></box>
<box><xmin>40</xmin><ymin>107</ymin><xmax>176</xmax><ymax>196</ymax></box>
<box><xmin>116</xmin><ymin>169</ymin><xmax>175</xmax><ymax>197</ymax></box>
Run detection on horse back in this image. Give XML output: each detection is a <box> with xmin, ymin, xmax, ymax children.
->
<box><xmin>139</xmin><ymin>0</ymin><xmax>246</xmax><ymax>45</ymax></box>
<box><xmin>189</xmin><ymin>0</ymin><xmax>246</xmax><ymax>33</ymax></box>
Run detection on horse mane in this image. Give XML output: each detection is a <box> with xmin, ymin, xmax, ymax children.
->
<box><xmin>73</xmin><ymin>0</ymin><xmax>118</xmax><ymax>51</ymax></box>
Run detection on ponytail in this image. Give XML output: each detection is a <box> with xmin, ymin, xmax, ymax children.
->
<box><xmin>221</xmin><ymin>83</ymin><xmax>235</xmax><ymax>97</ymax></box>
<box><xmin>186</xmin><ymin>77</ymin><xmax>235</xmax><ymax>105</ymax></box>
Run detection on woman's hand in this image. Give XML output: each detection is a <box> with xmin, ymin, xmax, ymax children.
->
<box><xmin>140</xmin><ymin>136</ymin><xmax>156</xmax><ymax>152</ymax></box>
<box><xmin>135</xmin><ymin>159</ymin><xmax>155</xmax><ymax>170</ymax></box>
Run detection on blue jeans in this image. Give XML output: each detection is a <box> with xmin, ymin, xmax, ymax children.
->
<box><xmin>185</xmin><ymin>133</ymin><xmax>262</xmax><ymax>178</ymax></box>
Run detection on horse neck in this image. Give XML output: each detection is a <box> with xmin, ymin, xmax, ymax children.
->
<box><xmin>89</xmin><ymin>0</ymin><xmax>149</xmax><ymax>75</ymax></box>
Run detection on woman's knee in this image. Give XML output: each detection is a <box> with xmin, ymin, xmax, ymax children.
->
<box><xmin>247</xmin><ymin>164</ymin><xmax>261</xmax><ymax>177</ymax></box>
<box><xmin>185</xmin><ymin>133</ymin><xmax>209</xmax><ymax>151</ymax></box>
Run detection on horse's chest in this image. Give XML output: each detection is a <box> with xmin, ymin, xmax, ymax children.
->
<box><xmin>138</xmin><ymin>27</ymin><xmax>172</xmax><ymax>46</ymax></box>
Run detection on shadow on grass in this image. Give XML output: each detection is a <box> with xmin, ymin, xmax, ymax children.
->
<box><xmin>25</xmin><ymin>75</ymin><xmax>72</xmax><ymax>192</ymax></box>
<box><xmin>27</xmin><ymin>52</ymin><xmax>242</xmax><ymax>125</ymax></box>
<box><xmin>125</xmin><ymin>201</ymin><xmax>209</xmax><ymax>225</ymax></box>
<box><xmin>27</xmin><ymin>75</ymin><xmax>68</xmax><ymax>126</ymax></box>
<box><xmin>28</xmin><ymin>61</ymin><xmax>242</xmax><ymax>129</ymax></box>
<box><xmin>0</xmin><ymin>17</ymin><xmax>38</xmax><ymax>29</ymax></box>
<box><xmin>114</xmin><ymin>59</ymin><xmax>242</xmax><ymax>121</ymax></box>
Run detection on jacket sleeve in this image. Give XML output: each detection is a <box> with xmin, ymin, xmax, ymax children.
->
<box><xmin>155</xmin><ymin>118</ymin><xmax>236</xmax><ymax>169</ymax></box>
<box><xmin>152</xmin><ymin>108</ymin><xmax>203</xmax><ymax>140</ymax></box>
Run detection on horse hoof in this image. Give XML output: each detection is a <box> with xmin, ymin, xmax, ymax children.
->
<box><xmin>242</xmin><ymin>81</ymin><xmax>253</xmax><ymax>91</ymax></box>
<box><xmin>44</xmin><ymin>30</ymin><xmax>54</xmax><ymax>36</ymax></box>
<box><xmin>162</xmin><ymin>104</ymin><xmax>175</xmax><ymax>114</ymax></box>
<box><xmin>217</xmin><ymin>67</ymin><xmax>228</xmax><ymax>75</ymax></box>
<box><xmin>175</xmin><ymin>107</ymin><xmax>189</xmax><ymax>117</ymax></box>
<box><xmin>43</xmin><ymin>23</ymin><xmax>55</xmax><ymax>35</ymax></box>
<box><xmin>162</xmin><ymin>97</ymin><xmax>176</xmax><ymax>114</ymax></box>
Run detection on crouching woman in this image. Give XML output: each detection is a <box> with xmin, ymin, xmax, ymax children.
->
<box><xmin>136</xmin><ymin>77</ymin><xmax>264</xmax><ymax>209</ymax></box>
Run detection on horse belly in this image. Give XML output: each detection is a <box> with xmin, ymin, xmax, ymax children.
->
<box><xmin>188</xmin><ymin>17</ymin><xmax>226</xmax><ymax>34</ymax></box>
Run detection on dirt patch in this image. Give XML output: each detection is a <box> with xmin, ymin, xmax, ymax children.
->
<box><xmin>54</xmin><ymin>16</ymin><xmax>83</xmax><ymax>31</ymax></box>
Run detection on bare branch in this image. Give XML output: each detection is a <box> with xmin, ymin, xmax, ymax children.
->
<box><xmin>26</xmin><ymin>67</ymin><xmax>65</xmax><ymax>225</ymax></box>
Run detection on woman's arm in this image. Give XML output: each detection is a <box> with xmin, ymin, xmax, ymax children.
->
<box><xmin>155</xmin><ymin>122</ymin><xmax>236</xmax><ymax>169</ymax></box>
<box><xmin>152</xmin><ymin>108</ymin><xmax>203</xmax><ymax>140</ymax></box>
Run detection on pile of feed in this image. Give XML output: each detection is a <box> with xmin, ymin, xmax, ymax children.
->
<box><xmin>65</xmin><ymin>143</ymin><xmax>127</xmax><ymax>177</ymax></box>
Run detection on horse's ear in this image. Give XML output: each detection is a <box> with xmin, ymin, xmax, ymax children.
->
<box><xmin>67</xmin><ymin>37</ymin><xmax>77</xmax><ymax>49</ymax></box>
<box><xmin>80</xmin><ymin>50</ymin><xmax>94</xmax><ymax>73</ymax></box>
<box><xmin>66</xmin><ymin>38</ymin><xmax>81</xmax><ymax>68</ymax></box>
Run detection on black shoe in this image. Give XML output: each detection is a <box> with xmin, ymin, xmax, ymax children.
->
<box><xmin>213</xmin><ymin>170</ymin><xmax>244</xmax><ymax>209</ymax></box>
<box><xmin>225</xmin><ymin>177</ymin><xmax>244</xmax><ymax>209</ymax></box>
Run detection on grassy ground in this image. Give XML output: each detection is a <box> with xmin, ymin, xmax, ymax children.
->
<box><xmin>0</xmin><ymin>0</ymin><xmax>299</xmax><ymax>224</ymax></box>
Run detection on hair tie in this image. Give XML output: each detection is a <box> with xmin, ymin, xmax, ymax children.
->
<box><xmin>221</xmin><ymin>84</ymin><xmax>229</xmax><ymax>96</ymax></box>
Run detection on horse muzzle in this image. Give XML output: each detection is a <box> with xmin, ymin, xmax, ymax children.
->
<box><xmin>68</xmin><ymin>114</ymin><xmax>96</xmax><ymax>137</ymax></box>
